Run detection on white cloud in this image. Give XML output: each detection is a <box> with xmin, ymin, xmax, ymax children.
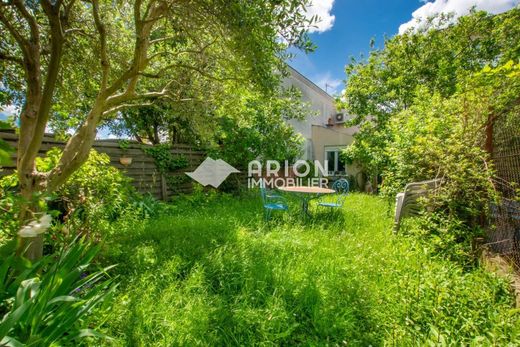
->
<box><xmin>0</xmin><ymin>104</ymin><xmax>19</xmax><ymax>116</ymax></box>
<box><xmin>399</xmin><ymin>0</ymin><xmax>519</xmax><ymax>34</ymax></box>
<box><xmin>314</xmin><ymin>73</ymin><xmax>343</xmax><ymax>95</ymax></box>
<box><xmin>305</xmin><ymin>0</ymin><xmax>336</xmax><ymax>33</ymax></box>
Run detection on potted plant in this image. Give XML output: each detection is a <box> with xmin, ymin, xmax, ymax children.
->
<box><xmin>118</xmin><ymin>139</ymin><xmax>132</xmax><ymax>166</ymax></box>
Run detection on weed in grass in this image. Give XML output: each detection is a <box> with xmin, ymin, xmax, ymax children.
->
<box><xmin>90</xmin><ymin>193</ymin><xmax>520</xmax><ymax>346</ymax></box>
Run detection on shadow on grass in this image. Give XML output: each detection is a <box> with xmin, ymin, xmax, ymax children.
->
<box><xmin>98</xmin><ymin>194</ymin><xmax>381</xmax><ymax>346</ymax></box>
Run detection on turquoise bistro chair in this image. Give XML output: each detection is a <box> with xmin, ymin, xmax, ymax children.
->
<box><xmin>317</xmin><ymin>178</ymin><xmax>349</xmax><ymax>211</ymax></box>
<box><xmin>260</xmin><ymin>184</ymin><xmax>288</xmax><ymax>220</ymax></box>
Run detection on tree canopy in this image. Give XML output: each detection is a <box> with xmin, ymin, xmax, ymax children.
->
<box><xmin>342</xmin><ymin>9</ymin><xmax>520</xmax><ymax>177</ymax></box>
<box><xmin>0</xmin><ymin>0</ymin><xmax>314</xmax><ymax>194</ymax></box>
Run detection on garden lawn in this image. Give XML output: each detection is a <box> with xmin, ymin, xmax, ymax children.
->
<box><xmin>92</xmin><ymin>193</ymin><xmax>520</xmax><ymax>346</ymax></box>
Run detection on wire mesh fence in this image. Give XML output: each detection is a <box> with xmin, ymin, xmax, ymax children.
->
<box><xmin>486</xmin><ymin>114</ymin><xmax>520</xmax><ymax>270</ymax></box>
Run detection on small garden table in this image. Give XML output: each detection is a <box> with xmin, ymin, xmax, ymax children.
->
<box><xmin>278</xmin><ymin>186</ymin><xmax>335</xmax><ymax>216</ymax></box>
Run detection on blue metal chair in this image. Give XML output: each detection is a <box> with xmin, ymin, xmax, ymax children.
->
<box><xmin>259</xmin><ymin>180</ymin><xmax>282</xmax><ymax>199</ymax></box>
<box><xmin>260</xmin><ymin>187</ymin><xmax>288</xmax><ymax>221</ymax></box>
<box><xmin>318</xmin><ymin>178</ymin><xmax>349</xmax><ymax>211</ymax></box>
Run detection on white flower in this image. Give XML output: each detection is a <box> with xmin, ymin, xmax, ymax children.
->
<box><xmin>18</xmin><ymin>225</ymin><xmax>39</xmax><ymax>238</ymax></box>
<box><xmin>38</xmin><ymin>214</ymin><xmax>52</xmax><ymax>229</ymax></box>
<box><xmin>18</xmin><ymin>214</ymin><xmax>52</xmax><ymax>238</ymax></box>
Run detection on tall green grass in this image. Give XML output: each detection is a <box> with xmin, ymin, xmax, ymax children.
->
<box><xmin>92</xmin><ymin>193</ymin><xmax>520</xmax><ymax>346</ymax></box>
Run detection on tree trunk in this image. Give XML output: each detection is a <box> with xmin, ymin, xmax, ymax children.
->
<box><xmin>16</xmin><ymin>174</ymin><xmax>46</xmax><ymax>261</ymax></box>
<box><xmin>8</xmin><ymin>0</ymin><xmax>166</xmax><ymax>261</ymax></box>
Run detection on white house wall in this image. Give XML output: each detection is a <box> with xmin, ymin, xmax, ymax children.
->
<box><xmin>282</xmin><ymin>66</ymin><xmax>338</xmax><ymax>160</ymax></box>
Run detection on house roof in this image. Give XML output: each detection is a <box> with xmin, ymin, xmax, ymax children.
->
<box><xmin>286</xmin><ymin>65</ymin><xmax>335</xmax><ymax>101</ymax></box>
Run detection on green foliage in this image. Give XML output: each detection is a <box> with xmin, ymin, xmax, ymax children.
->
<box><xmin>91</xmin><ymin>194</ymin><xmax>520</xmax><ymax>345</ymax></box>
<box><xmin>142</xmin><ymin>144</ymin><xmax>190</xmax><ymax>192</ymax></box>
<box><xmin>0</xmin><ymin>0</ymin><xmax>316</xmax><ymax>139</ymax></box>
<box><xmin>0</xmin><ymin>239</ymin><xmax>116</xmax><ymax>346</ymax></box>
<box><xmin>210</xmin><ymin>87</ymin><xmax>307</xmax><ymax>167</ymax></box>
<box><xmin>128</xmin><ymin>193</ymin><xmax>172</xmax><ymax>219</ymax></box>
<box><xmin>0</xmin><ymin>148</ymin><xmax>148</xmax><ymax>242</ymax></box>
<box><xmin>118</xmin><ymin>139</ymin><xmax>130</xmax><ymax>154</ymax></box>
<box><xmin>0</xmin><ymin>175</ymin><xmax>21</xmax><ymax>244</ymax></box>
<box><xmin>400</xmin><ymin>213</ymin><xmax>484</xmax><ymax>266</ymax></box>
<box><xmin>142</xmin><ymin>144</ymin><xmax>189</xmax><ymax>174</ymax></box>
<box><xmin>106</xmin><ymin>95</ymin><xmax>214</xmax><ymax>146</ymax></box>
<box><xmin>109</xmin><ymin>84</ymin><xmax>310</xmax><ymax>174</ymax></box>
<box><xmin>165</xmin><ymin>175</ymin><xmax>191</xmax><ymax>194</ymax></box>
<box><xmin>383</xmin><ymin>88</ymin><xmax>496</xmax><ymax>212</ymax></box>
<box><xmin>342</xmin><ymin>9</ymin><xmax>520</xmax><ymax>257</ymax></box>
<box><xmin>342</xmin><ymin>9</ymin><xmax>520</xmax><ymax>176</ymax></box>
<box><xmin>381</xmin><ymin>62</ymin><xmax>519</xmax><ymax>253</ymax></box>
<box><xmin>41</xmin><ymin>148</ymin><xmax>138</xmax><ymax>238</ymax></box>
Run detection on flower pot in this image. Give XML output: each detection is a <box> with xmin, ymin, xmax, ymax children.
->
<box><xmin>119</xmin><ymin>157</ymin><xmax>132</xmax><ymax>166</ymax></box>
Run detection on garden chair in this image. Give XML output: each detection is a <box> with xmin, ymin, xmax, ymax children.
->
<box><xmin>317</xmin><ymin>178</ymin><xmax>349</xmax><ymax>211</ymax></box>
<box><xmin>260</xmin><ymin>180</ymin><xmax>282</xmax><ymax>199</ymax></box>
<box><xmin>260</xmin><ymin>186</ymin><xmax>288</xmax><ymax>221</ymax></box>
<box><xmin>394</xmin><ymin>178</ymin><xmax>442</xmax><ymax>233</ymax></box>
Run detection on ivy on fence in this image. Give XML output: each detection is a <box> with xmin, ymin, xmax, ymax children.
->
<box><xmin>142</xmin><ymin>144</ymin><xmax>190</xmax><ymax>192</ymax></box>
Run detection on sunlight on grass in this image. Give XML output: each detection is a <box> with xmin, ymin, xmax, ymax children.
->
<box><xmin>93</xmin><ymin>193</ymin><xmax>520</xmax><ymax>346</ymax></box>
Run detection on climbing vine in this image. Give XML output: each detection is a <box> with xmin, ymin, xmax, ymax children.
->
<box><xmin>142</xmin><ymin>144</ymin><xmax>190</xmax><ymax>192</ymax></box>
<box><xmin>142</xmin><ymin>144</ymin><xmax>189</xmax><ymax>174</ymax></box>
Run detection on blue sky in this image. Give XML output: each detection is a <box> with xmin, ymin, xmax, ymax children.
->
<box><xmin>290</xmin><ymin>0</ymin><xmax>519</xmax><ymax>95</ymax></box>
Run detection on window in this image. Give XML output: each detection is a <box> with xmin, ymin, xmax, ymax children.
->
<box><xmin>324</xmin><ymin>147</ymin><xmax>346</xmax><ymax>175</ymax></box>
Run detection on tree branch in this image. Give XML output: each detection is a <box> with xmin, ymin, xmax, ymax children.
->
<box><xmin>105</xmin><ymin>79</ymin><xmax>181</xmax><ymax>110</ymax></box>
<box><xmin>91</xmin><ymin>0</ymin><xmax>110</xmax><ymax>91</ymax></box>
<box><xmin>12</xmin><ymin>0</ymin><xmax>39</xmax><ymax>43</ymax></box>
<box><xmin>0</xmin><ymin>51</ymin><xmax>23</xmax><ymax>64</ymax></box>
<box><xmin>104</xmin><ymin>0</ymin><xmax>167</xmax><ymax>99</ymax></box>
<box><xmin>102</xmin><ymin>97</ymin><xmax>193</xmax><ymax>117</ymax></box>
<box><xmin>49</xmin><ymin>0</ymin><xmax>167</xmax><ymax>190</ymax></box>
<box><xmin>20</xmin><ymin>1</ymin><xmax>64</xmax><ymax>173</ymax></box>
<box><xmin>102</xmin><ymin>102</ymin><xmax>154</xmax><ymax>116</ymax></box>
<box><xmin>0</xmin><ymin>9</ymin><xmax>30</xmax><ymax>57</ymax></box>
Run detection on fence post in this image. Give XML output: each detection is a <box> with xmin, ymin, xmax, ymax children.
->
<box><xmin>160</xmin><ymin>174</ymin><xmax>168</xmax><ymax>201</ymax></box>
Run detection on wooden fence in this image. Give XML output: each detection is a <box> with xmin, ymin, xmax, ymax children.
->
<box><xmin>0</xmin><ymin>130</ymin><xmax>206</xmax><ymax>200</ymax></box>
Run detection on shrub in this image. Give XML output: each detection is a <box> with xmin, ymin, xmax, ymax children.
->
<box><xmin>0</xmin><ymin>174</ymin><xmax>22</xmax><ymax>244</ymax></box>
<box><xmin>0</xmin><ymin>148</ymin><xmax>163</xmax><ymax>245</ymax></box>
<box><xmin>380</xmin><ymin>62</ymin><xmax>520</xmax><ymax>258</ymax></box>
<box><xmin>47</xmin><ymin>149</ymin><xmax>136</xmax><ymax>237</ymax></box>
<box><xmin>0</xmin><ymin>239</ymin><xmax>116</xmax><ymax>346</ymax></box>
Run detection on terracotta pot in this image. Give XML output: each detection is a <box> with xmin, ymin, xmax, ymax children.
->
<box><xmin>119</xmin><ymin>157</ymin><xmax>132</xmax><ymax>166</ymax></box>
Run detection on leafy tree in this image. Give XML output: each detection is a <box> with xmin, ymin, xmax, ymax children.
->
<box><xmin>383</xmin><ymin>62</ymin><xmax>520</xmax><ymax>257</ymax></box>
<box><xmin>342</xmin><ymin>9</ymin><xmax>520</xmax><ymax>177</ymax></box>
<box><xmin>210</xmin><ymin>86</ymin><xmax>308</xmax><ymax>167</ymax></box>
<box><xmin>106</xmin><ymin>99</ymin><xmax>206</xmax><ymax>145</ymax></box>
<box><xmin>105</xmin><ymin>83</ymin><xmax>310</xmax><ymax>167</ymax></box>
<box><xmin>0</xmin><ymin>0</ymin><xmax>315</xmax><ymax>258</ymax></box>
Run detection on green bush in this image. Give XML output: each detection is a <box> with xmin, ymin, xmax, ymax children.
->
<box><xmin>0</xmin><ymin>148</ymin><xmax>164</xmax><ymax>245</ymax></box>
<box><xmin>0</xmin><ymin>239</ymin><xmax>116</xmax><ymax>346</ymax></box>
<box><xmin>38</xmin><ymin>148</ymin><xmax>141</xmax><ymax>241</ymax></box>
<box><xmin>380</xmin><ymin>62</ymin><xmax>519</xmax><ymax>257</ymax></box>
<box><xmin>0</xmin><ymin>174</ymin><xmax>22</xmax><ymax>244</ymax></box>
